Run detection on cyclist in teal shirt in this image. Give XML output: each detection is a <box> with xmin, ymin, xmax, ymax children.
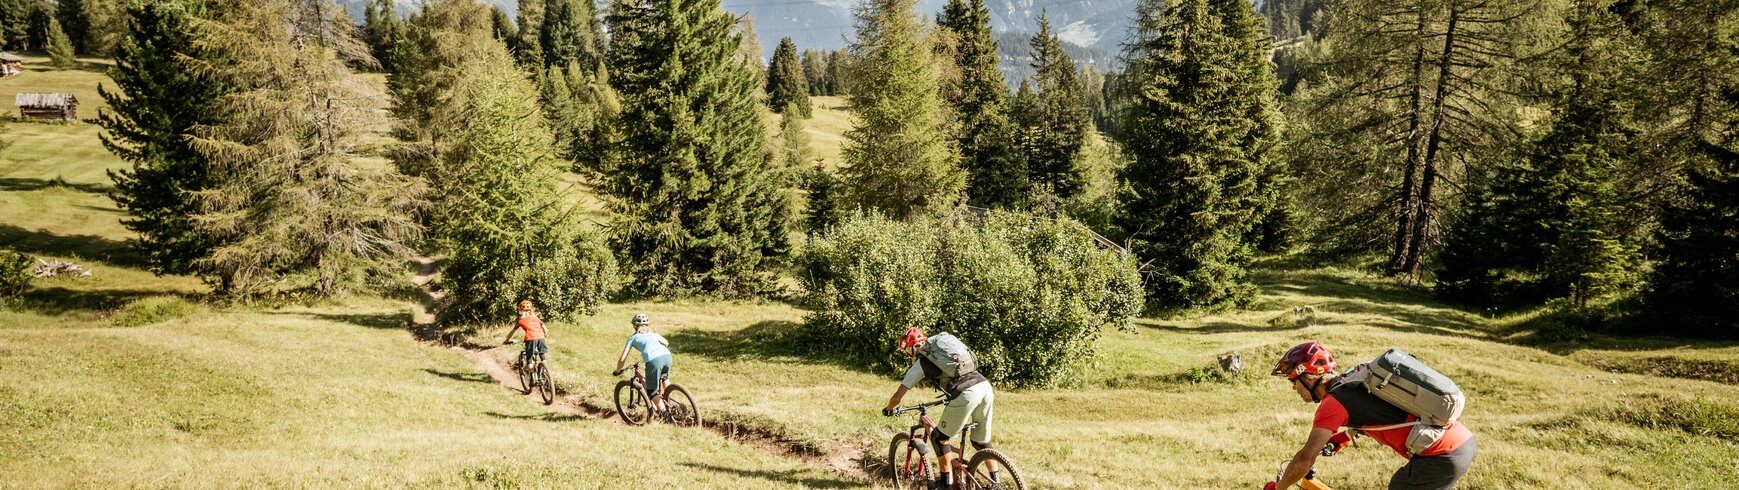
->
<box><xmin>613</xmin><ymin>313</ymin><xmax>673</xmax><ymax>414</ymax></box>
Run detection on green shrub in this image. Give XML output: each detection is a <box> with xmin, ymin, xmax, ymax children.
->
<box><xmin>800</xmin><ymin>211</ymin><xmax>1143</xmax><ymax>387</ymax></box>
<box><xmin>110</xmin><ymin>296</ymin><xmax>201</xmax><ymax>327</ymax></box>
<box><xmin>0</xmin><ymin>251</ymin><xmax>31</xmax><ymax>297</ymax></box>
<box><xmin>439</xmin><ymin>223</ymin><xmax>618</xmax><ymax>324</ymax></box>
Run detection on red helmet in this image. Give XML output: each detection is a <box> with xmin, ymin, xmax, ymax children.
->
<box><xmin>900</xmin><ymin>327</ymin><xmax>927</xmax><ymax>349</ymax></box>
<box><xmin>1272</xmin><ymin>341</ymin><xmax>1336</xmax><ymax>379</ymax></box>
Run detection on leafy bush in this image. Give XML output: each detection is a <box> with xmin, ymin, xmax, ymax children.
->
<box><xmin>0</xmin><ymin>251</ymin><xmax>31</xmax><ymax>297</ymax></box>
<box><xmin>800</xmin><ymin>211</ymin><xmax>1143</xmax><ymax>387</ymax></box>
<box><xmin>439</xmin><ymin>222</ymin><xmax>618</xmax><ymax>324</ymax></box>
<box><xmin>111</xmin><ymin>296</ymin><xmax>201</xmax><ymax>327</ymax></box>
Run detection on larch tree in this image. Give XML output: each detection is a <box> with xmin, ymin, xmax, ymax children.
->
<box><xmin>187</xmin><ymin>0</ymin><xmax>423</xmax><ymax>297</ymax></box>
<box><xmin>605</xmin><ymin>0</ymin><xmax>796</xmax><ymax>296</ymax></box>
<box><xmin>841</xmin><ymin>0</ymin><xmax>963</xmax><ymax>219</ymax></box>
<box><xmin>46</xmin><ymin>17</ymin><xmax>76</xmax><ymax>68</ymax></box>
<box><xmin>102</xmin><ymin>0</ymin><xmax>236</xmax><ymax>276</ymax></box>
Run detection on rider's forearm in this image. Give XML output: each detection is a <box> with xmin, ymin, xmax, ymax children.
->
<box><xmin>1277</xmin><ymin>447</ymin><xmax>1317</xmax><ymax>488</ymax></box>
<box><xmin>886</xmin><ymin>385</ymin><xmax>910</xmax><ymax>410</ymax></box>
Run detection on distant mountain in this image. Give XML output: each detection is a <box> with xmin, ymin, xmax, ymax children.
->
<box><xmin>341</xmin><ymin>0</ymin><xmax>1128</xmax><ymax>78</ymax></box>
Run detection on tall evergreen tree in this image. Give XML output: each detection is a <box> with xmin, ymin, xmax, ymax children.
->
<box><xmin>841</xmin><ymin>0</ymin><xmax>963</xmax><ymax>219</ymax></box>
<box><xmin>402</xmin><ymin>0</ymin><xmax>615</xmax><ymax>322</ymax></box>
<box><xmin>513</xmin><ymin>0</ymin><xmax>545</xmax><ymax>66</ymax></box>
<box><xmin>55</xmin><ymin>0</ymin><xmax>89</xmax><ymax>54</ymax></box>
<box><xmin>766</xmin><ymin>36</ymin><xmax>811</xmax><ymax>116</ymax></box>
<box><xmin>826</xmin><ymin>48</ymin><xmax>850</xmax><ymax>95</ymax></box>
<box><xmin>1019</xmin><ymin>11</ymin><xmax>1091</xmax><ymax>200</ymax></box>
<box><xmin>540</xmin><ymin>0</ymin><xmax>603</xmax><ymax>69</ymax></box>
<box><xmin>1649</xmin><ymin>91</ymin><xmax>1739</xmax><ymax>337</ymax></box>
<box><xmin>605</xmin><ymin>0</ymin><xmax>795</xmax><ymax>295</ymax></box>
<box><xmin>1437</xmin><ymin>0</ymin><xmax>1641</xmax><ymax>308</ymax></box>
<box><xmin>189</xmin><ymin>0</ymin><xmax>422</xmax><ymax>296</ymax></box>
<box><xmin>1114</xmin><ymin>0</ymin><xmax>1279</xmax><ymax>310</ymax></box>
<box><xmin>102</xmin><ymin>0</ymin><xmax>235</xmax><ymax>276</ymax></box>
<box><xmin>362</xmin><ymin>0</ymin><xmax>401</xmax><ymax>73</ymax></box>
<box><xmin>45</xmin><ymin>16</ymin><xmax>76</xmax><ymax>68</ymax></box>
<box><xmin>937</xmin><ymin>0</ymin><xmax>1021</xmax><ymax>208</ymax></box>
<box><xmin>489</xmin><ymin>5</ymin><xmax>516</xmax><ymax>42</ymax></box>
<box><xmin>801</xmin><ymin>48</ymin><xmax>830</xmax><ymax>96</ymax></box>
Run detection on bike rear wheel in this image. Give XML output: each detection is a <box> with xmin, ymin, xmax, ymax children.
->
<box><xmin>663</xmin><ymin>384</ymin><xmax>700</xmax><ymax>427</ymax></box>
<box><xmin>613</xmin><ymin>380</ymin><xmax>651</xmax><ymax>426</ymax></box>
<box><xmin>887</xmin><ymin>433</ymin><xmax>932</xmax><ymax>489</ymax></box>
<box><xmin>966</xmin><ymin>448</ymin><xmax>1025</xmax><ymax>490</ymax></box>
<box><xmin>537</xmin><ymin>363</ymin><xmax>554</xmax><ymax>405</ymax></box>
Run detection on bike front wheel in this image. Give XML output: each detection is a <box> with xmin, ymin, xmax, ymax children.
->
<box><xmin>537</xmin><ymin>363</ymin><xmax>554</xmax><ymax>405</ymax></box>
<box><xmin>966</xmin><ymin>448</ymin><xmax>1025</xmax><ymax>490</ymax></box>
<box><xmin>887</xmin><ymin>433</ymin><xmax>932</xmax><ymax>489</ymax></box>
<box><xmin>613</xmin><ymin>380</ymin><xmax>651</xmax><ymax>426</ymax></box>
<box><xmin>663</xmin><ymin>384</ymin><xmax>700</xmax><ymax>427</ymax></box>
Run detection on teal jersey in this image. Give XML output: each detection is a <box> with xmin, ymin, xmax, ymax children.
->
<box><xmin>626</xmin><ymin>332</ymin><xmax>670</xmax><ymax>362</ymax></box>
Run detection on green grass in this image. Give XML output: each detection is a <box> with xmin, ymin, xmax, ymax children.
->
<box><xmin>807</xmin><ymin>96</ymin><xmax>851</xmax><ymax>168</ymax></box>
<box><xmin>0</xmin><ymin>54</ymin><xmax>116</xmax><ymax>119</ymax></box>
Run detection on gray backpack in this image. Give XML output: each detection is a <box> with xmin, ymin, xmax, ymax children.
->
<box><xmin>1340</xmin><ymin>349</ymin><xmax>1466</xmax><ymax>454</ymax></box>
<box><xmin>917</xmin><ymin>332</ymin><xmax>978</xmax><ymax>378</ymax></box>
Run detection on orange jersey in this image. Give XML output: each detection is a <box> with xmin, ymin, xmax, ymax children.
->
<box><xmin>517</xmin><ymin>313</ymin><xmax>546</xmax><ymax>341</ymax></box>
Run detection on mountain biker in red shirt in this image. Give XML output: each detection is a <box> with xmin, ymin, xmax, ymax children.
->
<box><xmin>1266</xmin><ymin>342</ymin><xmax>1477</xmax><ymax>490</ymax></box>
<box><xmin>501</xmin><ymin>299</ymin><xmax>547</xmax><ymax>368</ymax></box>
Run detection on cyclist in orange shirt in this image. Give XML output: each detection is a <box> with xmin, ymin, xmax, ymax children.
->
<box><xmin>502</xmin><ymin>299</ymin><xmax>548</xmax><ymax>368</ymax></box>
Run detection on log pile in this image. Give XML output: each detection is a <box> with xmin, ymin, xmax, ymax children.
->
<box><xmin>33</xmin><ymin>259</ymin><xmax>92</xmax><ymax>278</ymax></box>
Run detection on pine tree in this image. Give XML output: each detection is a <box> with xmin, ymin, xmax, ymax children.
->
<box><xmin>1436</xmin><ymin>0</ymin><xmax>1640</xmax><ymax>308</ymax></box>
<box><xmin>45</xmin><ymin>17</ymin><xmax>76</xmax><ymax>68</ymax></box>
<box><xmin>1114</xmin><ymin>0</ymin><xmax>1279</xmax><ymax>310</ymax></box>
<box><xmin>766</xmin><ymin>37</ymin><xmax>811</xmax><ymax>116</ymax></box>
<box><xmin>826</xmin><ymin>49</ymin><xmax>849</xmax><ymax>95</ymax></box>
<box><xmin>540</xmin><ymin>0</ymin><xmax>603</xmax><ymax>69</ymax></box>
<box><xmin>801</xmin><ymin>48</ymin><xmax>830</xmax><ymax>96</ymax></box>
<box><xmin>1649</xmin><ymin>94</ymin><xmax>1739</xmax><ymax>337</ymax></box>
<box><xmin>1020</xmin><ymin>11</ymin><xmax>1091</xmax><ymax>200</ymax></box>
<box><xmin>189</xmin><ymin>0</ymin><xmax>422</xmax><ymax>296</ymax></box>
<box><xmin>362</xmin><ymin>0</ymin><xmax>401</xmax><ymax>73</ymax></box>
<box><xmin>605</xmin><ymin>0</ymin><xmax>796</xmax><ymax>296</ymax></box>
<box><xmin>937</xmin><ymin>0</ymin><xmax>1021</xmax><ymax>209</ymax></box>
<box><xmin>55</xmin><ymin>0</ymin><xmax>88</xmax><ymax>54</ymax></box>
<box><xmin>101</xmin><ymin>0</ymin><xmax>235</xmax><ymax>276</ymax></box>
<box><xmin>841</xmin><ymin>0</ymin><xmax>963</xmax><ymax>219</ymax></box>
<box><xmin>408</xmin><ymin>2</ymin><xmax>615</xmax><ymax>322</ymax></box>
<box><xmin>513</xmin><ymin>0</ymin><xmax>545</xmax><ymax>67</ymax></box>
<box><xmin>490</xmin><ymin>5</ymin><xmax>516</xmax><ymax>42</ymax></box>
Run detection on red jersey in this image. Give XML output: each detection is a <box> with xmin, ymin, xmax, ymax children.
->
<box><xmin>516</xmin><ymin>313</ymin><xmax>546</xmax><ymax>341</ymax></box>
<box><xmin>1313</xmin><ymin>384</ymin><xmax>1472</xmax><ymax>458</ymax></box>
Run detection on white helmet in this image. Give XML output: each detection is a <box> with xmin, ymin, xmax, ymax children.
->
<box><xmin>632</xmin><ymin>313</ymin><xmax>650</xmax><ymax>327</ymax></box>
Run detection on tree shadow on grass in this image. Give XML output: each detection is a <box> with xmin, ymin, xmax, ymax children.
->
<box><xmin>1244</xmin><ymin>269</ymin><xmax>1492</xmax><ymax>339</ymax></box>
<box><xmin>676</xmin><ymin>462</ymin><xmax>859</xmax><ymax>489</ymax></box>
<box><xmin>0</xmin><ymin>224</ymin><xmax>145</xmax><ymax>269</ymax></box>
<box><xmin>422</xmin><ymin>368</ymin><xmax>494</xmax><ymax>385</ymax></box>
<box><xmin>483</xmin><ymin>411</ymin><xmax>592</xmax><ymax>423</ymax></box>
<box><xmin>665</xmin><ymin>320</ymin><xmax>882</xmax><ymax>376</ymax></box>
<box><xmin>6</xmin><ymin>286</ymin><xmax>177</xmax><ymax>319</ymax></box>
<box><xmin>0</xmin><ymin>177</ymin><xmax>112</xmax><ymax>194</ymax></box>
<box><xmin>301</xmin><ymin>311</ymin><xmax>407</xmax><ymax>330</ymax></box>
<box><xmin>1133</xmin><ymin>319</ymin><xmax>1283</xmax><ymax>335</ymax></box>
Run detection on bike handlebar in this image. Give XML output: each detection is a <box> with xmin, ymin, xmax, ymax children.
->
<box><xmin>890</xmin><ymin>398</ymin><xmax>947</xmax><ymax>416</ymax></box>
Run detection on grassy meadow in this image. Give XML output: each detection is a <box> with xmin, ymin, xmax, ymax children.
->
<box><xmin>3</xmin><ymin>65</ymin><xmax>1737</xmax><ymax>489</ymax></box>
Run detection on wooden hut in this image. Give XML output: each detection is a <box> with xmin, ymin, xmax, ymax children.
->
<box><xmin>0</xmin><ymin>52</ymin><xmax>22</xmax><ymax>77</ymax></box>
<box><xmin>15</xmin><ymin>93</ymin><xmax>78</xmax><ymax>122</ymax></box>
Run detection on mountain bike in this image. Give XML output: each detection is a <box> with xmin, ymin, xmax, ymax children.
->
<box><xmin>887</xmin><ymin>398</ymin><xmax>1025</xmax><ymax>490</ymax></box>
<box><xmin>1272</xmin><ymin>465</ymin><xmax>1334</xmax><ymax>490</ymax></box>
<box><xmin>505</xmin><ymin>340</ymin><xmax>555</xmax><ymax>405</ymax></box>
<box><xmin>612</xmin><ymin>362</ymin><xmax>699</xmax><ymax>427</ymax></box>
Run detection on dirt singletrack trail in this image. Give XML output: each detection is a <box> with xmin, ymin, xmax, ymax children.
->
<box><xmin>403</xmin><ymin>256</ymin><xmax>877</xmax><ymax>480</ymax></box>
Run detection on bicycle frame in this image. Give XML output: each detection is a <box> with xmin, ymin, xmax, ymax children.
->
<box><xmin>893</xmin><ymin>399</ymin><xmax>984</xmax><ymax>484</ymax></box>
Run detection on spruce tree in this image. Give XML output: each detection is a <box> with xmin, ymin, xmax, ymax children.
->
<box><xmin>827</xmin><ymin>49</ymin><xmax>849</xmax><ymax>95</ymax></box>
<box><xmin>766</xmin><ymin>37</ymin><xmax>811</xmax><ymax>116</ymax></box>
<box><xmin>55</xmin><ymin>0</ymin><xmax>88</xmax><ymax>54</ymax></box>
<box><xmin>1020</xmin><ymin>11</ymin><xmax>1091</xmax><ymax>200</ymax></box>
<box><xmin>362</xmin><ymin>0</ymin><xmax>401</xmax><ymax>73</ymax></box>
<box><xmin>46</xmin><ymin>17</ymin><xmax>76</xmax><ymax>68</ymax></box>
<box><xmin>540</xmin><ymin>0</ymin><xmax>603</xmax><ymax>69</ymax></box>
<box><xmin>102</xmin><ymin>0</ymin><xmax>235</xmax><ymax>275</ymax></box>
<box><xmin>937</xmin><ymin>0</ymin><xmax>1022</xmax><ymax>209</ymax></box>
<box><xmin>801</xmin><ymin>48</ymin><xmax>830</xmax><ymax>96</ymax></box>
<box><xmin>605</xmin><ymin>0</ymin><xmax>795</xmax><ymax>296</ymax></box>
<box><xmin>841</xmin><ymin>0</ymin><xmax>963</xmax><ymax>219</ymax></box>
<box><xmin>189</xmin><ymin>0</ymin><xmax>422</xmax><ymax>296</ymax></box>
<box><xmin>490</xmin><ymin>5</ymin><xmax>516</xmax><ymax>42</ymax></box>
<box><xmin>513</xmin><ymin>0</ymin><xmax>545</xmax><ymax>66</ymax></box>
<box><xmin>407</xmin><ymin>2</ymin><xmax>615</xmax><ymax>322</ymax></box>
<box><xmin>1649</xmin><ymin>96</ymin><xmax>1739</xmax><ymax>337</ymax></box>
<box><xmin>1114</xmin><ymin>0</ymin><xmax>1277</xmax><ymax>310</ymax></box>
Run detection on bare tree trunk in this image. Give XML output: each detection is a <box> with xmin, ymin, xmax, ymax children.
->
<box><xmin>1400</xmin><ymin>5</ymin><xmax>1460</xmax><ymax>278</ymax></box>
<box><xmin>1387</xmin><ymin>8</ymin><xmax>1432</xmax><ymax>275</ymax></box>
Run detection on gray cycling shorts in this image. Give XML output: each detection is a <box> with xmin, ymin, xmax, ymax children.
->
<box><xmin>1389</xmin><ymin>436</ymin><xmax>1476</xmax><ymax>490</ymax></box>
